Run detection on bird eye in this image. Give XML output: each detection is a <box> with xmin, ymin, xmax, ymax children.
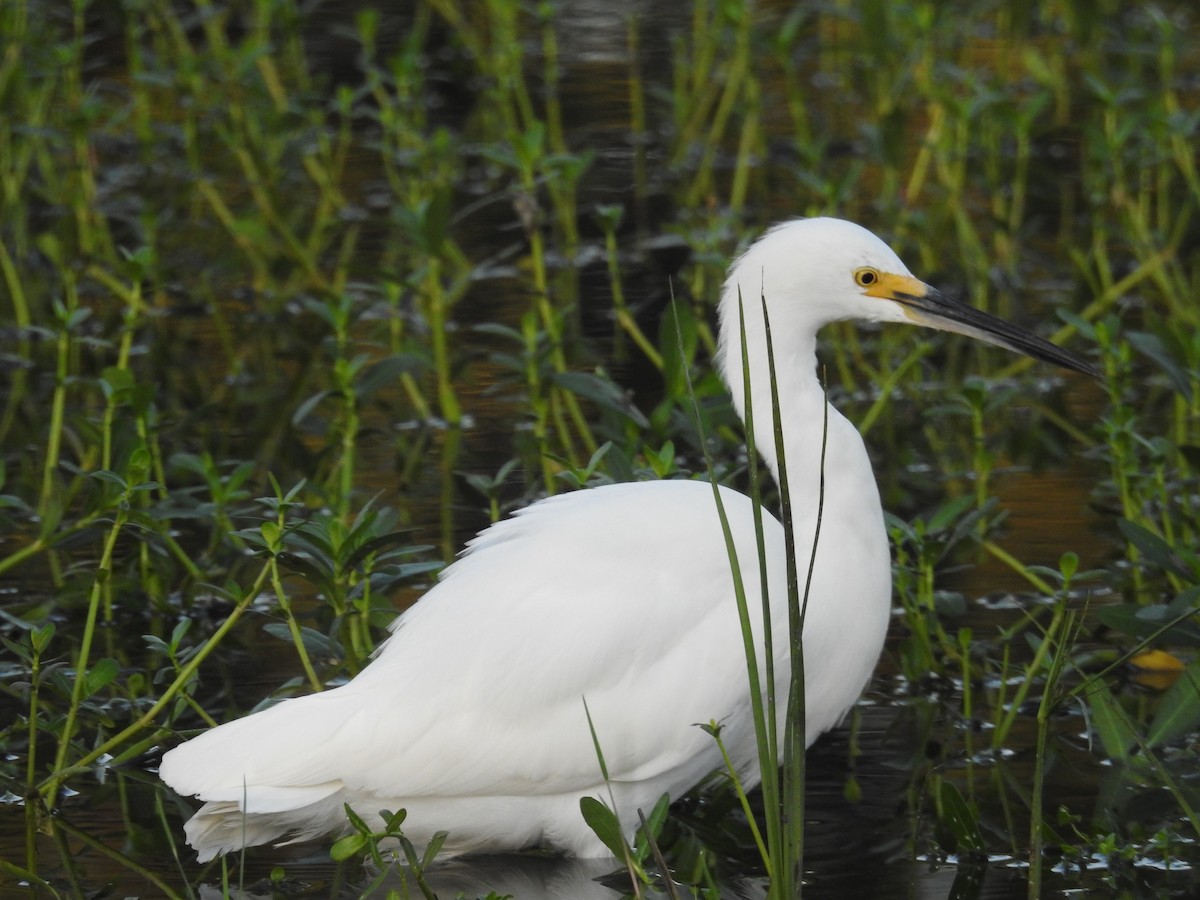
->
<box><xmin>854</xmin><ymin>268</ymin><xmax>879</xmax><ymax>288</ymax></box>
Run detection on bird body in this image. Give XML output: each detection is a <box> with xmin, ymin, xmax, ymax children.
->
<box><xmin>161</xmin><ymin>477</ymin><xmax>889</xmax><ymax>859</ymax></box>
<box><xmin>159</xmin><ymin>218</ymin><xmax>1095</xmax><ymax>861</ymax></box>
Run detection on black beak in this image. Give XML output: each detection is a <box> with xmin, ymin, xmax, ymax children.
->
<box><xmin>893</xmin><ymin>285</ymin><xmax>1100</xmax><ymax>378</ymax></box>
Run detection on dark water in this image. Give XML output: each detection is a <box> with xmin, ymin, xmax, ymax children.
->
<box><xmin>2</xmin><ymin>669</ymin><xmax>1121</xmax><ymax>899</ymax></box>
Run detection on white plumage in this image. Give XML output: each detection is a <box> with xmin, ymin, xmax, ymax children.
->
<box><xmin>159</xmin><ymin>218</ymin><xmax>1094</xmax><ymax>861</ymax></box>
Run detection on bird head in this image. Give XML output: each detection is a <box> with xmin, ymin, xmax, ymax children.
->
<box><xmin>718</xmin><ymin>217</ymin><xmax>1099</xmax><ymax>380</ymax></box>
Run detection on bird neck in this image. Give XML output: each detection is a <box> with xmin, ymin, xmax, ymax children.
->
<box><xmin>721</xmin><ymin>328</ymin><xmax>831</xmax><ymax>497</ymax></box>
<box><xmin>744</xmin><ymin>373</ymin><xmax>831</xmax><ymax>494</ymax></box>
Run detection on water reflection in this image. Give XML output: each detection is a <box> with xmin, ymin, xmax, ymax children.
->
<box><xmin>197</xmin><ymin>856</ymin><xmax>627</xmax><ymax>900</ymax></box>
<box><xmin>4</xmin><ymin>692</ymin><xmax>1147</xmax><ymax>899</ymax></box>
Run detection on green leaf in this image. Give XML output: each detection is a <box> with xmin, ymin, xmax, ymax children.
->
<box><xmin>936</xmin><ymin>780</ymin><xmax>984</xmax><ymax>853</ymax></box>
<box><xmin>635</xmin><ymin>793</ymin><xmax>670</xmax><ymax>850</ymax></box>
<box><xmin>1118</xmin><ymin>519</ymin><xmax>1195</xmax><ymax>578</ymax></box>
<box><xmin>100</xmin><ymin>366</ymin><xmax>135</xmax><ymax>399</ymax></box>
<box><xmin>473</xmin><ymin>322</ymin><xmax>525</xmax><ymax>343</ymax></box>
<box><xmin>928</xmin><ymin>495</ymin><xmax>976</xmax><ymax>532</ymax></box>
<box><xmin>143</xmin><ymin>634</ymin><xmax>170</xmax><ymax>655</ymax></box>
<box><xmin>262</xmin><ymin>624</ymin><xmax>343</xmax><ymax>660</ymax></box>
<box><xmin>1126</xmin><ymin>331</ymin><xmax>1192</xmax><ymax>401</ymax></box>
<box><xmin>660</xmin><ymin>299</ymin><xmax>698</xmax><ymax>401</ymax></box>
<box><xmin>342</xmin><ymin>803</ymin><xmax>370</xmax><ymax>833</ymax></box>
<box><xmin>329</xmin><ymin>833</ymin><xmax>366</xmax><ymax>861</ymax></box>
<box><xmin>422</xmin><ymin>830</ymin><xmax>448</xmax><ymax>867</ymax></box>
<box><xmin>421</xmin><ymin>187</ymin><xmax>452</xmax><ymax>253</ymax></box>
<box><xmin>274</xmin><ymin>552</ymin><xmax>336</xmax><ymax>597</ymax></box>
<box><xmin>171</xmin><ymin>619</ymin><xmax>194</xmax><ymax>652</ymax></box>
<box><xmin>1094</xmin><ymin>599</ymin><xmax>1200</xmax><ymax>647</ymax></box>
<box><xmin>1059</xmin><ymin>551</ymin><xmax>1079</xmax><ymax>582</ymax></box>
<box><xmin>84</xmin><ymin>658</ymin><xmax>120</xmax><ymax>696</ymax></box>
<box><xmin>2</xmin><ymin>636</ymin><xmax>32</xmax><ymax>664</ymax></box>
<box><xmin>593</xmin><ymin>203</ymin><xmax>623</xmax><ymax>231</ymax></box>
<box><xmin>90</xmin><ymin>469</ymin><xmax>128</xmax><ymax>490</ymax></box>
<box><xmin>31</xmin><ymin>623</ymin><xmax>55</xmax><ymax>655</ymax></box>
<box><xmin>1147</xmin><ymin>659</ymin><xmax>1200</xmax><ymax>748</ymax></box>
<box><xmin>550</xmin><ymin>371</ymin><xmax>649</xmax><ymax>427</ymax></box>
<box><xmin>292</xmin><ymin>390</ymin><xmax>331</xmax><ymax>426</ymax></box>
<box><xmin>260</xmin><ymin>520</ymin><xmax>282</xmax><ymax>551</ymax></box>
<box><xmin>1088</xmin><ymin>683</ymin><xmax>1138</xmax><ymax>762</ymax></box>
<box><xmin>579</xmin><ymin>796</ymin><xmax>626</xmax><ymax>857</ymax></box>
<box><xmin>356</xmin><ymin>354</ymin><xmax>423</xmax><ymax>399</ymax></box>
<box><xmin>342</xmin><ymin>531</ymin><xmax>418</xmax><ymax>573</ymax></box>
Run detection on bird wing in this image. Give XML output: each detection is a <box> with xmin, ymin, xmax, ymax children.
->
<box><xmin>161</xmin><ymin>480</ymin><xmax>787</xmax><ymax>808</ymax></box>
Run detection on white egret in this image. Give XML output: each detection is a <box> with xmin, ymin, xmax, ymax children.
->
<box><xmin>159</xmin><ymin>218</ymin><xmax>1096</xmax><ymax>861</ymax></box>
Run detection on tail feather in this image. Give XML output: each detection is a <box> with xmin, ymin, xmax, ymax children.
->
<box><xmin>184</xmin><ymin>793</ymin><xmax>352</xmax><ymax>862</ymax></box>
<box><xmin>159</xmin><ymin>689</ymin><xmax>370</xmax><ymax>858</ymax></box>
<box><xmin>159</xmin><ymin>686</ymin><xmax>368</xmax><ymax>798</ymax></box>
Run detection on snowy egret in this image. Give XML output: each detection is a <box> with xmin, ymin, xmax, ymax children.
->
<box><xmin>159</xmin><ymin>218</ymin><xmax>1097</xmax><ymax>861</ymax></box>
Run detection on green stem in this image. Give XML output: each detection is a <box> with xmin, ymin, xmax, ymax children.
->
<box><xmin>682</xmin><ymin>294</ymin><xmax>782</xmax><ymax>882</ymax></box>
<box><xmin>270</xmin><ymin>554</ymin><xmax>323</xmax><ymax>693</ymax></box>
<box><xmin>44</xmin><ymin>502</ymin><xmax>129</xmax><ymax>802</ymax></box>
<box><xmin>0</xmin><ymin>238</ymin><xmax>31</xmax><ymax>444</ymax></box>
<box><xmin>993</xmin><ymin>600</ymin><xmax>1065</xmax><ymax>751</ymax></box>
<box><xmin>25</xmin><ymin>636</ymin><xmax>44</xmax><ymax>873</ymax></box>
<box><xmin>39</xmin><ymin>557</ymin><xmax>274</xmax><ymax>788</ymax></box>
<box><xmin>38</xmin><ymin>297</ymin><xmax>73</xmax><ymax>518</ymax></box>
<box><xmin>710</xmin><ymin>725</ymin><xmax>770</xmax><ymax>868</ymax></box>
<box><xmin>1029</xmin><ymin>593</ymin><xmax>1073</xmax><ymax>899</ymax></box>
<box><xmin>981</xmin><ymin>540</ymin><xmax>1056</xmax><ymax>596</ymax></box>
<box><xmin>426</xmin><ymin>259</ymin><xmax>461</xmax><ymax>426</ymax></box>
<box><xmin>769</xmin><ymin>301</ymin><xmax>814</xmax><ymax>895</ymax></box>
